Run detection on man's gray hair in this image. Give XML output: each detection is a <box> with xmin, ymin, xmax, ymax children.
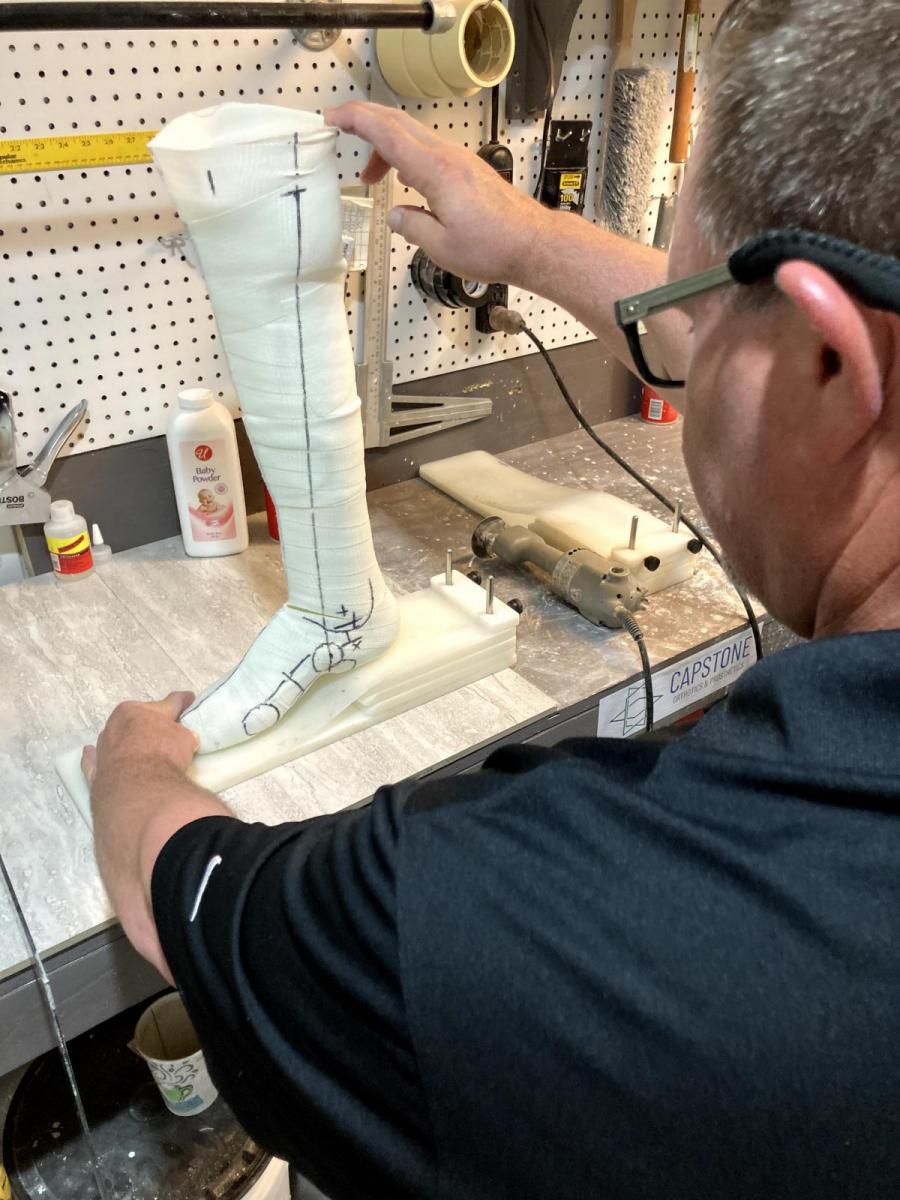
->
<box><xmin>695</xmin><ymin>0</ymin><xmax>900</xmax><ymax>258</ymax></box>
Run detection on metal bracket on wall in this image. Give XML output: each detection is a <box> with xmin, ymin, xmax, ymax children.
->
<box><xmin>505</xmin><ymin>0</ymin><xmax>583</xmax><ymax>121</ymax></box>
<box><xmin>358</xmin><ymin>70</ymin><xmax>493</xmax><ymax>447</ymax></box>
<box><xmin>291</xmin><ymin>0</ymin><xmax>341</xmax><ymax>50</ymax></box>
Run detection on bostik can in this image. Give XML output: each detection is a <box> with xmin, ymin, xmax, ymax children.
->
<box><xmin>641</xmin><ymin>385</ymin><xmax>680</xmax><ymax>425</ymax></box>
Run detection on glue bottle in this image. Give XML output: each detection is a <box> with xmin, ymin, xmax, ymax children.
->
<box><xmin>43</xmin><ymin>499</ymin><xmax>94</xmax><ymax>581</ymax></box>
<box><xmin>91</xmin><ymin>523</ymin><xmax>113</xmax><ymax>566</ymax></box>
<box><xmin>166</xmin><ymin>388</ymin><xmax>249</xmax><ymax>558</ymax></box>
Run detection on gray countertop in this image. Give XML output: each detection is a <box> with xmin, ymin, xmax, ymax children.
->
<box><xmin>0</xmin><ymin>533</ymin><xmax>553</xmax><ymax>984</ymax></box>
<box><xmin>0</xmin><ymin>414</ymin><xmax>760</xmax><ymax>986</ymax></box>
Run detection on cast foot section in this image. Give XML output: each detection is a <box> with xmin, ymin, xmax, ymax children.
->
<box><xmin>181</xmin><ymin>583</ymin><xmax>400</xmax><ymax>753</ymax></box>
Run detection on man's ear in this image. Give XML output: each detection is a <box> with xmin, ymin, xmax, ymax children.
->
<box><xmin>775</xmin><ymin>261</ymin><xmax>886</xmax><ymax>441</ymax></box>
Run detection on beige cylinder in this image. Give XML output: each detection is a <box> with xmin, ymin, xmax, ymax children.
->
<box><xmin>377</xmin><ymin>0</ymin><xmax>515</xmax><ymax>100</ymax></box>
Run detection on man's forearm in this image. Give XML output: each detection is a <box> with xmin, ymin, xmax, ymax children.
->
<box><xmin>92</xmin><ymin>763</ymin><xmax>231</xmax><ymax>979</ymax></box>
<box><xmin>509</xmin><ymin>207</ymin><xmax>691</xmax><ymax>379</ymax></box>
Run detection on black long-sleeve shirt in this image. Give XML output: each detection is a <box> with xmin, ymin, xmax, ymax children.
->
<box><xmin>152</xmin><ymin>630</ymin><xmax>900</xmax><ymax>1199</ymax></box>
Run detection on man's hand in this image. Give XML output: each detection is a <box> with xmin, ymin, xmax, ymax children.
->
<box><xmin>82</xmin><ymin>691</ymin><xmax>198</xmax><ymax>790</ymax></box>
<box><xmin>326</xmin><ymin>101</ymin><xmax>549</xmax><ymax>288</ymax></box>
<box><xmin>85</xmin><ymin>691</ymin><xmax>232</xmax><ymax>984</ymax></box>
<box><xmin>325</xmin><ymin>100</ymin><xmax>678</xmax><ymax>368</ymax></box>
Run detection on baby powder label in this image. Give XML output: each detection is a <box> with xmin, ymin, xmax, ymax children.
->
<box><xmin>46</xmin><ymin>529</ymin><xmax>93</xmax><ymax>575</ymax></box>
<box><xmin>181</xmin><ymin>439</ymin><xmax>237</xmax><ymax>541</ymax></box>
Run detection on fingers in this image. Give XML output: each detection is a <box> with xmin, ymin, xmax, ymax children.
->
<box><xmin>325</xmin><ymin>101</ymin><xmax>440</xmax><ymax>197</ymax></box>
<box><xmin>151</xmin><ymin>691</ymin><xmax>197</xmax><ymax>722</ymax></box>
<box><xmin>90</xmin><ymin>692</ymin><xmax>200</xmax><ymax>786</ymax></box>
<box><xmin>388</xmin><ymin>205</ymin><xmax>445</xmax><ymax>255</ymax></box>
<box><xmin>81</xmin><ymin>745</ymin><xmax>97</xmax><ymax>787</ymax></box>
<box><xmin>360</xmin><ymin>149</ymin><xmax>391</xmax><ymax>186</ymax></box>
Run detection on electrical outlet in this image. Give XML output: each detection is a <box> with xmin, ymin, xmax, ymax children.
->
<box><xmin>476</xmin><ymin>285</ymin><xmax>510</xmax><ymax>334</ymax></box>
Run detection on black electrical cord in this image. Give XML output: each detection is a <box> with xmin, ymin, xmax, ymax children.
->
<box><xmin>615</xmin><ymin>608</ymin><xmax>654</xmax><ymax>734</ymax></box>
<box><xmin>532</xmin><ymin>9</ymin><xmax>556</xmax><ymax>201</ymax></box>
<box><xmin>490</xmin><ymin>84</ymin><xmax>500</xmax><ymax>145</ymax></box>
<box><xmin>520</xmin><ymin>324</ymin><xmax>765</xmax><ymax>663</ymax></box>
<box><xmin>534</xmin><ymin>106</ymin><xmax>553</xmax><ymax>201</ymax></box>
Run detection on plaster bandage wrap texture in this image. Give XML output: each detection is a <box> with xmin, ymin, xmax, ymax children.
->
<box><xmin>151</xmin><ymin>105</ymin><xmax>399</xmax><ymax>753</ymax></box>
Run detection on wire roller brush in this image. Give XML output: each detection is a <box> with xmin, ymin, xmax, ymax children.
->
<box><xmin>600</xmin><ymin>0</ymin><xmax>669</xmax><ymax>240</ymax></box>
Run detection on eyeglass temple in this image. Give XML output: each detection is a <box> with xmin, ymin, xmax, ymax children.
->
<box><xmin>616</xmin><ymin>264</ymin><xmax>734</xmax><ymax>326</ymax></box>
<box><xmin>730</xmin><ymin>230</ymin><xmax>900</xmax><ymax>315</ymax></box>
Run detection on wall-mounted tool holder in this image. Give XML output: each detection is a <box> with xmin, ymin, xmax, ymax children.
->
<box><xmin>292</xmin><ymin>0</ymin><xmax>343</xmax><ymax>52</ymax></box>
<box><xmin>505</xmin><ymin>0</ymin><xmax>583</xmax><ymax>120</ymax></box>
<box><xmin>538</xmin><ymin>119</ymin><xmax>592</xmax><ymax>214</ymax></box>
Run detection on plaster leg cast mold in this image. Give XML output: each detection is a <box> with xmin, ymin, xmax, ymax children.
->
<box><xmin>149</xmin><ymin>104</ymin><xmax>401</xmax><ymax>753</ymax></box>
<box><xmin>56</xmin><ymin>104</ymin><xmax>528</xmax><ymax>814</ymax></box>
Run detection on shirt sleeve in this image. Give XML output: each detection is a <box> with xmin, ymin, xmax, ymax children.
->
<box><xmin>150</xmin><ymin>793</ymin><xmax>435</xmax><ymax>1200</ymax></box>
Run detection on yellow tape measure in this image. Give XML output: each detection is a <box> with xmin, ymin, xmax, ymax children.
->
<box><xmin>0</xmin><ymin>130</ymin><xmax>157</xmax><ymax>175</ymax></box>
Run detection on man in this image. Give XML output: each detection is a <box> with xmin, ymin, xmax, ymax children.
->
<box><xmin>85</xmin><ymin>1</ymin><xmax>900</xmax><ymax>1196</ymax></box>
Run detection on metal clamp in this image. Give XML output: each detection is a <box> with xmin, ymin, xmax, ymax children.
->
<box><xmin>291</xmin><ymin>0</ymin><xmax>341</xmax><ymax>49</ymax></box>
<box><xmin>0</xmin><ymin>393</ymin><xmax>87</xmax><ymax>526</ymax></box>
<box><xmin>425</xmin><ymin>0</ymin><xmax>456</xmax><ymax>32</ymax></box>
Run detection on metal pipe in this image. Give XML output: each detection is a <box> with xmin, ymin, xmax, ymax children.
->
<box><xmin>628</xmin><ymin>515</ymin><xmax>639</xmax><ymax>551</ymax></box>
<box><xmin>445</xmin><ymin>548</ymin><xmax>453</xmax><ymax>586</ymax></box>
<box><xmin>0</xmin><ymin>1</ymin><xmax>433</xmax><ymax>32</ymax></box>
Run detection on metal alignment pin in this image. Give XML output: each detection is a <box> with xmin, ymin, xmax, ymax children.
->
<box><xmin>486</xmin><ymin>576</ymin><xmax>495</xmax><ymax>614</ymax></box>
<box><xmin>628</xmin><ymin>515</ymin><xmax>639</xmax><ymax>551</ymax></box>
<box><xmin>671</xmin><ymin>501</ymin><xmax>682</xmax><ymax>533</ymax></box>
<box><xmin>446</xmin><ymin>548</ymin><xmax>453</xmax><ymax>586</ymax></box>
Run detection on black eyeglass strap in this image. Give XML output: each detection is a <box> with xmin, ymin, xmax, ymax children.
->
<box><xmin>729</xmin><ymin>230</ymin><xmax>900</xmax><ymax>315</ymax></box>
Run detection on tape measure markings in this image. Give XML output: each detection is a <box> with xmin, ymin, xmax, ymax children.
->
<box><xmin>0</xmin><ymin>131</ymin><xmax>157</xmax><ymax>175</ymax></box>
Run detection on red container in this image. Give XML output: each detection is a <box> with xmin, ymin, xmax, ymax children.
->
<box><xmin>641</xmin><ymin>385</ymin><xmax>679</xmax><ymax>425</ymax></box>
<box><xmin>264</xmin><ymin>485</ymin><xmax>280</xmax><ymax>542</ymax></box>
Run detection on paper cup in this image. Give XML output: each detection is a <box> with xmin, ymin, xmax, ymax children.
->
<box><xmin>132</xmin><ymin>993</ymin><xmax>218</xmax><ymax>1117</ymax></box>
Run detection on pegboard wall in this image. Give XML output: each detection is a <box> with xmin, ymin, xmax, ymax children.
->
<box><xmin>1</xmin><ymin>4</ymin><xmax>723</xmax><ymax>466</ymax></box>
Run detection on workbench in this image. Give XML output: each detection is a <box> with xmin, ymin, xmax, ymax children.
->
<box><xmin>0</xmin><ymin>415</ymin><xmax>781</xmax><ymax>1078</ymax></box>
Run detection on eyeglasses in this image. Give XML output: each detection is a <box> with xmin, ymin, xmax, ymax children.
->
<box><xmin>614</xmin><ymin>229</ymin><xmax>900</xmax><ymax>391</ymax></box>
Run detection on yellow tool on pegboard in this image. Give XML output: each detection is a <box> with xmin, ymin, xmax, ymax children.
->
<box><xmin>0</xmin><ymin>131</ymin><xmax>156</xmax><ymax>175</ymax></box>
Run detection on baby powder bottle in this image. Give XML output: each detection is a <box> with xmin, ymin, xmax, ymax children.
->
<box><xmin>166</xmin><ymin>388</ymin><xmax>249</xmax><ymax>557</ymax></box>
<box><xmin>43</xmin><ymin>499</ymin><xmax>93</xmax><ymax>580</ymax></box>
